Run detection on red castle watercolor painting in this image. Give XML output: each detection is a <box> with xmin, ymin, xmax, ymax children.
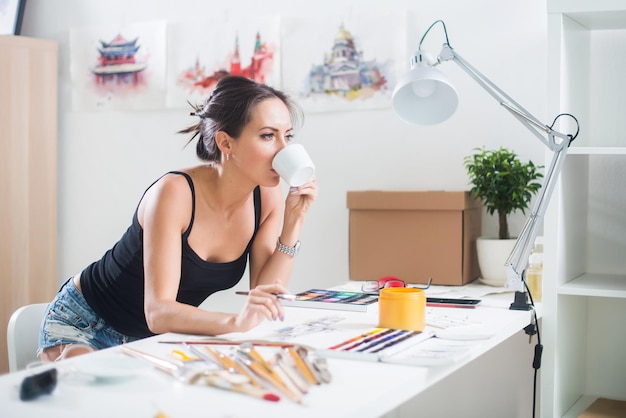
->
<box><xmin>176</xmin><ymin>31</ymin><xmax>275</xmax><ymax>94</ymax></box>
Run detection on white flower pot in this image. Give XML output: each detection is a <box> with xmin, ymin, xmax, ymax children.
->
<box><xmin>476</xmin><ymin>237</ymin><xmax>517</xmax><ymax>286</ymax></box>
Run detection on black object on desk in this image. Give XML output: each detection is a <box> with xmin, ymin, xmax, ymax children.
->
<box><xmin>20</xmin><ymin>368</ymin><xmax>57</xmax><ymax>401</ymax></box>
<box><xmin>426</xmin><ymin>297</ymin><xmax>481</xmax><ymax>308</ymax></box>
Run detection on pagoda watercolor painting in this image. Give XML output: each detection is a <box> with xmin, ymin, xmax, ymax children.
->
<box><xmin>166</xmin><ymin>17</ymin><xmax>281</xmax><ymax>108</ymax></box>
<box><xmin>92</xmin><ymin>34</ymin><xmax>147</xmax><ymax>86</ymax></box>
<box><xmin>70</xmin><ymin>21</ymin><xmax>167</xmax><ymax>111</ymax></box>
<box><xmin>281</xmin><ymin>14</ymin><xmax>406</xmax><ymax>113</ymax></box>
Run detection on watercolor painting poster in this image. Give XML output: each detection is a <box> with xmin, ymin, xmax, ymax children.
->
<box><xmin>0</xmin><ymin>0</ymin><xmax>26</xmax><ymax>35</ymax></box>
<box><xmin>281</xmin><ymin>14</ymin><xmax>407</xmax><ymax>113</ymax></box>
<box><xmin>166</xmin><ymin>16</ymin><xmax>281</xmax><ymax>109</ymax></box>
<box><xmin>70</xmin><ymin>21</ymin><xmax>167</xmax><ymax>111</ymax></box>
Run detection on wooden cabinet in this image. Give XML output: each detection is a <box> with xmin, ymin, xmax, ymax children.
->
<box><xmin>0</xmin><ymin>36</ymin><xmax>58</xmax><ymax>373</ymax></box>
<box><xmin>543</xmin><ymin>1</ymin><xmax>626</xmax><ymax>416</ymax></box>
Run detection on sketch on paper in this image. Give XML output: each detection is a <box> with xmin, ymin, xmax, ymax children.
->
<box><xmin>70</xmin><ymin>21</ymin><xmax>167</xmax><ymax>111</ymax></box>
<box><xmin>281</xmin><ymin>14</ymin><xmax>406</xmax><ymax>113</ymax></box>
<box><xmin>267</xmin><ymin>315</ymin><xmax>345</xmax><ymax>341</ymax></box>
<box><xmin>166</xmin><ymin>17</ymin><xmax>280</xmax><ymax>108</ymax></box>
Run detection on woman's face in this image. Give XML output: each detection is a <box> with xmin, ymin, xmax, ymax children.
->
<box><xmin>230</xmin><ymin>98</ymin><xmax>294</xmax><ymax>187</ymax></box>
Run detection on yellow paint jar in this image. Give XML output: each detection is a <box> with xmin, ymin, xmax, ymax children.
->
<box><xmin>378</xmin><ymin>288</ymin><xmax>426</xmax><ymax>331</ymax></box>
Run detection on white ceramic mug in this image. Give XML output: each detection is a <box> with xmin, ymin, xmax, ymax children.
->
<box><xmin>272</xmin><ymin>144</ymin><xmax>316</xmax><ymax>187</ymax></box>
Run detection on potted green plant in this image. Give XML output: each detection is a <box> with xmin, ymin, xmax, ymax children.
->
<box><xmin>464</xmin><ymin>146</ymin><xmax>544</xmax><ymax>285</ymax></box>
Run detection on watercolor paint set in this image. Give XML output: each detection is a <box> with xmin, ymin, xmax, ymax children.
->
<box><xmin>318</xmin><ymin>327</ymin><xmax>436</xmax><ymax>363</ymax></box>
<box><xmin>279</xmin><ymin>289</ymin><xmax>379</xmax><ymax>312</ymax></box>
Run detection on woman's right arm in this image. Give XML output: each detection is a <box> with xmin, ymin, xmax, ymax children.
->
<box><xmin>139</xmin><ymin>174</ymin><xmax>285</xmax><ymax>336</ymax></box>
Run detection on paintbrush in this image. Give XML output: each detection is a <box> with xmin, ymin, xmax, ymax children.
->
<box><xmin>121</xmin><ymin>345</ymin><xmax>214</xmax><ymax>384</ymax></box>
<box><xmin>202</xmin><ymin>372</ymin><xmax>280</xmax><ymax>403</ymax></box>
<box><xmin>284</xmin><ymin>346</ymin><xmax>319</xmax><ymax>385</ymax></box>
<box><xmin>158</xmin><ymin>339</ymin><xmax>306</xmax><ymax>349</ymax></box>
<box><xmin>234</xmin><ymin>348</ymin><xmax>305</xmax><ymax>404</ymax></box>
<box><xmin>121</xmin><ymin>345</ymin><xmax>181</xmax><ymax>375</ymax></box>
<box><xmin>235</xmin><ymin>290</ymin><xmax>297</xmax><ymax>301</ymax></box>
<box><xmin>202</xmin><ymin>346</ymin><xmax>264</xmax><ymax>389</ymax></box>
<box><xmin>273</xmin><ymin>351</ymin><xmax>310</xmax><ymax>394</ymax></box>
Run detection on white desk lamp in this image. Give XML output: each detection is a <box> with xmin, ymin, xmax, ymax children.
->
<box><xmin>392</xmin><ymin>20</ymin><xmax>579</xmax><ymax>310</ymax></box>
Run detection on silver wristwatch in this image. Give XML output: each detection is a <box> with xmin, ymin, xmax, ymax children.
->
<box><xmin>276</xmin><ymin>238</ymin><xmax>301</xmax><ymax>257</ymax></box>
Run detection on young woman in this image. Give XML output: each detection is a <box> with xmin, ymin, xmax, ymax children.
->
<box><xmin>39</xmin><ymin>75</ymin><xmax>318</xmax><ymax>362</ymax></box>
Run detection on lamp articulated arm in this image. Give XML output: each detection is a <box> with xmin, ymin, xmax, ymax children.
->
<box><xmin>393</xmin><ymin>20</ymin><xmax>580</xmax><ymax>307</ymax></box>
<box><xmin>435</xmin><ymin>43</ymin><xmax>577</xmax><ymax>296</ymax></box>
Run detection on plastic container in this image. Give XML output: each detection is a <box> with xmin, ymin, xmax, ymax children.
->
<box><xmin>378</xmin><ymin>288</ymin><xmax>426</xmax><ymax>331</ymax></box>
<box><xmin>526</xmin><ymin>237</ymin><xmax>543</xmax><ymax>302</ymax></box>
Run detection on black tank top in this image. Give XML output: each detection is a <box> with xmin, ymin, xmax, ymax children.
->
<box><xmin>81</xmin><ymin>171</ymin><xmax>261</xmax><ymax>337</ymax></box>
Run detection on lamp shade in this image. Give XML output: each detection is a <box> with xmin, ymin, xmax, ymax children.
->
<box><xmin>392</xmin><ymin>62</ymin><xmax>459</xmax><ymax>125</ymax></box>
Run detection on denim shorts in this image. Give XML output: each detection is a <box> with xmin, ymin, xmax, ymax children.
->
<box><xmin>38</xmin><ymin>278</ymin><xmax>140</xmax><ymax>355</ymax></box>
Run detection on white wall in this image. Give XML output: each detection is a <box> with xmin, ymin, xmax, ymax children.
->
<box><xmin>20</xmin><ymin>0</ymin><xmax>547</xmax><ymax>308</ymax></box>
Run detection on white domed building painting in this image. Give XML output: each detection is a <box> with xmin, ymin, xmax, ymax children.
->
<box><xmin>305</xmin><ymin>24</ymin><xmax>388</xmax><ymax>100</ymax></box>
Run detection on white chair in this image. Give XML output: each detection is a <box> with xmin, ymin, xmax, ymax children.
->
<box><xmin>7</xmin><ymin>303</ymin><xmax>49</xmax><ymax>372</ymax></box>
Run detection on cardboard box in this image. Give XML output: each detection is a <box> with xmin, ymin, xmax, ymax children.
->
<box><xmin>347</xmin><ymin>191</ymin><xmax>482</xmax><ymax>286</ymax></box>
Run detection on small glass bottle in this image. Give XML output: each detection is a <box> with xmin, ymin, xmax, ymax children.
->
<box><xmin>526</xmin><ymin>237</ymin><xmax>543</xmax><ymax>302</ymax></box>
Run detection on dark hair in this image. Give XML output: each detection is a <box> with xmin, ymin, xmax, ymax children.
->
<box><xmin>179</xmin><ymin>76</ymin><xmax>303</xmax><ymax>163</ymax></box>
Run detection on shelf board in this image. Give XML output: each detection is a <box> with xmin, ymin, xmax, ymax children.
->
<box><xmin>564</xmin><ymin>395</ymin><xmax>626</xmax><ymax>418</ymax></box>
<box><xmin>549</xmin><ymin>1</ymin><xmax>626</xmax><ymax>29</ymax></box>
<box><xmin>559</xmin><ymin>273</ymin><xmax>626</xmax><ymax>298</ymax></box>
<box><xmin>567</xmin><ymin>11</ymin><xmax>626</xmax><ymax>29</ymax></box>
<box><xmin>562</xmin><ymin>395</ymin><xmax>598</xmax><ymax>418</ymax></box>
<box><xmin>568</xmin><ymin>146</ymin><xmax>626</xmax><ymax>155</ymax></box>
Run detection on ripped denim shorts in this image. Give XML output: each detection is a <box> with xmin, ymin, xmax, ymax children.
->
<box><xmin>38</xmin><ymin>278</ymin><xmax>140</xmax><ymax>356</ymax></box>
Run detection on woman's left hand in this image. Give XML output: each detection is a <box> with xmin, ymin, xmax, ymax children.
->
<box><xmin>285</xmin><ymin>176</ymin><xmax>318</xmax><ymax>218</ymax></box>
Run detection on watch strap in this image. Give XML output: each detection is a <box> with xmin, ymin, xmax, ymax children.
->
<box><xmin>276</xmin><ymin>238</ymin><xmax>300</xmax><ymax>257</ymax></box>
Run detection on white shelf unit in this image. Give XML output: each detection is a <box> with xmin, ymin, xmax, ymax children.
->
<box><xmin>543</xmin><ymin>1</ymin><xmax>626</xmax><ymax>417</ymax></box>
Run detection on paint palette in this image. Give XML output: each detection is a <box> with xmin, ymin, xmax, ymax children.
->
<box><xmin>77</xmin><ymin>354</ymin><xmax>149</xmax><ymax>382</ymax></box>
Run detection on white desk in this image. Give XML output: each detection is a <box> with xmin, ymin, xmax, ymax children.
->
<box><xmin>0</xmin><ymin>289</ymin><xmax>540</xmax><ymax>418</ymax></box>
